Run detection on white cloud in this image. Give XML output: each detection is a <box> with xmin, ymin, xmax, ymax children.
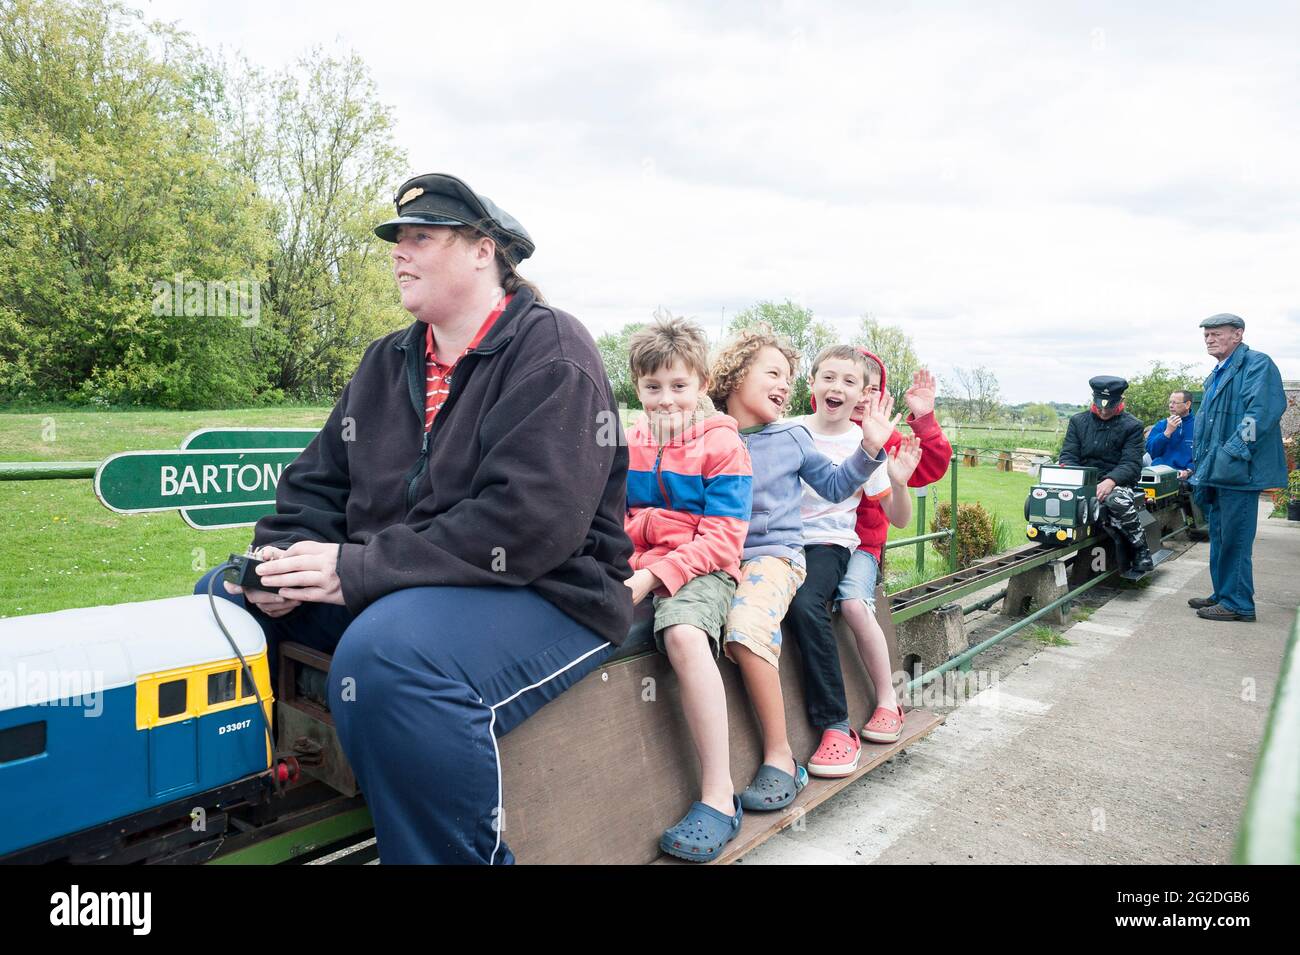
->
<box><xmin>142</xmin><ymin>0</ymin><xmax>1300</xmax><ymax>402</ymax></box>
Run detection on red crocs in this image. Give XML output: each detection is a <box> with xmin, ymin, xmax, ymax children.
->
<box><xmin>862</xmin><ymin>704</ymin><xmax>904</xmax><ymax>744</ymax></box>
<box><xmin>807</xmin><ymin>728</ymin><xmax>863</xmax><ymax>778</ymax></box>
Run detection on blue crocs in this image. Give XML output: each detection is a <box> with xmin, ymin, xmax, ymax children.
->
<box><xmin>660</xmin><ymin>796</ymin><xmax>743</xmax><ymax>862</ymax></box>
<box><xmin>739</xmin><ymin>761</ymin><xmax>808</xmax><ymax>811</ymax></box>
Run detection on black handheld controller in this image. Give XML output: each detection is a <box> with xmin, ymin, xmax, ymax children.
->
<box><xmin>224</xmin><ymin>553</ymin><xmax>280</xmax><ymax>594</ymax></box>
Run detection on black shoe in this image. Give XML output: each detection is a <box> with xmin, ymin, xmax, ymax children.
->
<box><xmin>1131</xmin><ymin>546</ymin><xmax>1154</xmax><ymax>575</ymax></box>
<box><xmin>1196</xmin><ymin>604</ymin><xmax>1255</xmax><ymax>622</ymax></box>
<box><xmin>1187</xmin><ymin>597</ymin><xmax>1216</xmax><ymax>610</ymax></box>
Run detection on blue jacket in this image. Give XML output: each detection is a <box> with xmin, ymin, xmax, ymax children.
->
<box><xmin>1190</xmin><ymin>344</ymin><xmax>1288</xmax><ymax>492</ymax></box>
<box><xmin>1146</xmin><ymin>413</ymin><xmax>1195</xmax><ymax>471</ymax></box>
<box><xmin>739</xmin><ymin>422</ymin><xmax>885</xmax><ymax>565</ymax></box>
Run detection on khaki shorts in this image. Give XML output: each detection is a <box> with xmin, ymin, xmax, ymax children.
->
<box><xmin>723</xmin><ymin>555</ymin><xmax>807</xmax><ymax>668</ymax></box>
<box><xmin>652</xmin><ymin>570</ymin><xmax>737</xmax><ymax>658</ymax></box>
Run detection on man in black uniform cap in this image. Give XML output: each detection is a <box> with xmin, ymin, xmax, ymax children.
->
<box><xmin>1059</xmin><ymin>375</ymin><xmax>1154</xmax><ymax>572</ymax></box>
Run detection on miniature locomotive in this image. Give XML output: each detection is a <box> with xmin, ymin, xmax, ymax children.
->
<box><xmin>1025</xmin><ymin>464</ymin><xmax>1100</xmax><ymax>545</ymax></box>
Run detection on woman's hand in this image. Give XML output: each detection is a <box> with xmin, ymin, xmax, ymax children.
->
<box><xmin>222</xmin><ymin>545</ymin><xmax>303</xmax><ymax>618</ymax></box>
<box><xmin>254</xmin><ymin>541</ymin><xmax>347</xmax><ymax>606</ymax></box>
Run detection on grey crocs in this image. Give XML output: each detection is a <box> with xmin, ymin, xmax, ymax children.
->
<box><xmin>740</xmin><ymin>761</ymin><xmax>808</xmax><ymax>811</ymax></box>
<box><xmin>660</xmin><ymin>795</ymin><xmax>743</xmax><ymax>862</ymax></box>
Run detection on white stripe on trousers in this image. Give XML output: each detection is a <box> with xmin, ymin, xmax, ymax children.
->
<box><xmin>483</xmin><ymin>640</ymin><xmax>612</xmax><ymax>865</ymax></box>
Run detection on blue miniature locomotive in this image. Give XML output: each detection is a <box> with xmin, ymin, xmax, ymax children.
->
<box><xmin>0</xmin><ymin>596</ymin><xmax>273</xmax><ymax>859</ymax></box>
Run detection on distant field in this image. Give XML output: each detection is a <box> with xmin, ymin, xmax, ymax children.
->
<box><xmin>0</xmin><ymin>407</ymin><xmax>1033</xmax><ymax>616</ymax></box>
<box><xmin>943</xmin><ymin>424</ymin><xmax>1066</xmax><ymax>460</ymax></box>
<box><xmin>0</xmin><ymin>406</ymin><xmax>332</xmax><ymax>462</ymax></box>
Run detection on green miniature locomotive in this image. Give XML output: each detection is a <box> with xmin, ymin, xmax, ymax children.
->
<box><xmin>1137</xmin><ymin>464</ymin><xmax>1180</xmax><ymax>503</ymax></box>
<box><xmin>1025</xmin><ymin>464</ymin><xmax>1100</xmax><ymax>545</ymax></box>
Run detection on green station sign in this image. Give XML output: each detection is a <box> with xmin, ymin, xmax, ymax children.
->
<box><xmin>94</xmin><ymin>428</ymin><xmax>318</xmax><ymax>529</ymax></box>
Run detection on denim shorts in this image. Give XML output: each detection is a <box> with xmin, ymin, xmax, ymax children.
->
<box><xmin>835</xmin><ymin>549</ymin><xmax>880</xmax><ymax>612</ymax></box>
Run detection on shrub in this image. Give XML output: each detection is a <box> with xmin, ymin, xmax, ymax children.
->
<box><xmin>931</xmin><ymin>500</ymin><xmax>998</xmax><ymax>568</ymax></box>
<box><xmin>1288</xmin><ymin>469</ymin><xmax>1300</xmax><ymax>503</ymax></box>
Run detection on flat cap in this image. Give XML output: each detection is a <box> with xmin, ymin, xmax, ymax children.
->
<box><xmin>374</xmin><ymin>173</ymin><xmax>535</xmax><ymax>265</ymax></box>
<box><xmin>1199</xmin><ymin>313</ymin><xmax>1245</xmax><ymax>329</ymax></box>
<box><xmin>1089</xmin><ymin>375</ymin><xmax>1128</xmax><ymax>408</ymax></box>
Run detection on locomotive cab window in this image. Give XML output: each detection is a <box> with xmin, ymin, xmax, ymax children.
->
<box><xmin>0</xmin><ymin>720</ymin><xmax>47</xmax><ymax>764</ymax></box>
<box><xmin>241</xmin><ymin>666</ymin><xmax>258</xmax><ymax>699</ymax></box>
<box><xmin>1039</xmin><ymin>466</ymin><xmax>1085</xmax><ymax>486</ymax></box>
<box><xmin>158</xmin><ymin>679</ymin><xmax>188</xmax><ymax>719</ymax></box>
<box><xmin>208</xmin><ymin>669</ymin><xmax>237</xmax><ymax>706</ymax></box>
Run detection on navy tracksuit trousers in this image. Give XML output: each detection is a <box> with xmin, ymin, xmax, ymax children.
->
<box><xmin>196</xmin><ymin>569</ymin><xmax>614</xmax><ymax>863</ymax></box>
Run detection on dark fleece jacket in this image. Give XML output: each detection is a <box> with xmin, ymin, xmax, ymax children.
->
<box><xmin>252</xmin><ymin>288</ymin><xmax>635</xmax><ymax>646</ymax></box>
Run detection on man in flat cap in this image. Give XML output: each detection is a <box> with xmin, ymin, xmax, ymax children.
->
<box><xmin>198</xmin><ymin>172</ymin><xmax>634</xmax><ymax>862</ymax></box>
<box><xmin>1060</xmin><ymin>375</ymin><xmax>1153</xmax><ymax>572</ymax></box>
<box><xmin>1186</xmin><ymin>314</ymin><xmax>1287</xmax><ymax>622</ymax></box>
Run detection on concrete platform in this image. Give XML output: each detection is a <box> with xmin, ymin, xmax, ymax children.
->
<box><xmin>743</xmin><ymin>502</ymin><xmax>1299</xmax><ymax>865</ymax></box>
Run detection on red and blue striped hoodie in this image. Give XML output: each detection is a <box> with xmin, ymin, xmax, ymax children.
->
<box><xmin>625</xmin><ymin>395</ymin><xmax>753</xmax><ymax>595</ymax></box>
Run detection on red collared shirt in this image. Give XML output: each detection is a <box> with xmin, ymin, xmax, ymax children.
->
<box><xmin>424</xmin><ymin>295</ymin><xmax>512</xmax><ymax>431</ymax></box>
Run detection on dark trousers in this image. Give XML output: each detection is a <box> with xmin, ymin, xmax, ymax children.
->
<box><xmin>783</xmin><ymin>544</ymin><xmax>852</xmax><ymax>729</ymax></box>
<box><xmin>1195</xmin><ymin>485</ymin><xmax>1260</xmax><ymax>617</ymax></box>
<box><xmin>195</xmin><ymin>569</ymin><xmax>614</xmax><ymax>863</ymax></box>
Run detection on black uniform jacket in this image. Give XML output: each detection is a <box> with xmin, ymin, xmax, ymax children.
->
<box><xmin>252</xmin><ymin>288</ymin><xmax>635</xmax><ymax>646</ymax></box>
<box><xmin>1059</xmin><ymin>409</ymin><xmax>1145</xmax><ymax>487</ymax></box>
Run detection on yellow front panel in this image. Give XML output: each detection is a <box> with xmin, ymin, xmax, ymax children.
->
<box><xmin>136</xmin><ymin>650</ymin><xmax>272</xmax><ymax>731</ymax></box>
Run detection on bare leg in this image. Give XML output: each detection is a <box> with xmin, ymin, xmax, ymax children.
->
<box><xmin>730</xmin><ymin>642</ymin><xmax>796</xmax><ymax>776</ymax></box>
<box><xmin>839</xmin><ymin>598</ymin><xmax>899</xmax><ymax>711</ymax></box>
<box><xmin>663</xmin><ymin>624</ymin><xmax>734</xmax><ymax>814</ymax></box>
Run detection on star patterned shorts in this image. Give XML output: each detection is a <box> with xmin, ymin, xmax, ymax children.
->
<box><xmin>723</xmin><ymin>555</ymin><xmax>807</xmax><ymax>669</ymax></box>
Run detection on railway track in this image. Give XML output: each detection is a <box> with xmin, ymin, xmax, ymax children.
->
<box><xmin>888</xmin><ymin>538</ymin><xmax>1099</xmax><ymax>624</ymax></box>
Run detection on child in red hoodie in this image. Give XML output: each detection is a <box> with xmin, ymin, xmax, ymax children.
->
<box><xmin>848</xmin><ymin>356</ymin><xmax>951</xmax><ymax>743</ymax></box>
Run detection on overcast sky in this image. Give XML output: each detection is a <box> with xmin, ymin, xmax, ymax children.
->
<box><xmin>143</xmin><ymin>0</ymin><xmax>1299</xmax><ymax>404</ymax></box>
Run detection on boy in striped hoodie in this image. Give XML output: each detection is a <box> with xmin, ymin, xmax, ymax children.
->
<box><xmin>624</xmin><ymin>317</ymin><xmax>753</xmax><ymax>862</ymax></box>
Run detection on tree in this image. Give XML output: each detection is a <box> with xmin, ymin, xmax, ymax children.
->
<box><xmin>727</xmin><ymin>299</ymin><xmax>836</xmax><ymax>416</ymax></box>
<box><xmin>1123</xmin><ymin>361</ymin><xmax>1202</xmax><ymax>426</ymax></box>
<box><xmin>221</xmin><ymin>50</ymin><xmax>409</xmax><ymax>401</ymax></box>
<box><xmin>0</xmin><ymin>0</ymin><xmax>273</xmax><ymax>407</ymax></box>
<box><xmin>943</xmin><ymin>366</ymin><xmax>1002</xmax><ymax>422</ymax></box>
<box><xmin>596</xmin><ymin>320</ymin><xmax>646</xmax><ymax>409</ymax></box>
<box><xmin>1020</xmin><ymin>402</ymin><xmax>1059</xmax><ymax>428</ymax></box>
<box><xmin>853</xmin><ymin>314</ymin><xmax>921</xmax><ymax>406</ymax></box>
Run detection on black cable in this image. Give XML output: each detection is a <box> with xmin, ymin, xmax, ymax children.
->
<box><xmin>207</xmin><ymin>562</ymin><xmax>282</xmax><ymax>798</ymax></box>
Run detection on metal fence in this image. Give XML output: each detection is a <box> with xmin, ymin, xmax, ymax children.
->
<box><xmin>1235</xmin><ymin>606</ymin><xmax>1300</xmax><ymax>864</ymax></box>
<box><xmin>882</xmin><ymin>453</ymin><xmax>959</xmax><ymax>574</ymax></box>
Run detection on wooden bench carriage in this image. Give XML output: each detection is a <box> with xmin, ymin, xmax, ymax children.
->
<box><xmin>278</xmin><ymin>587</ymin><xmax>943</xmax><ymax>865</ymax></box>
<box><xmin>82</xmin><ymin>427</ymin><xmax>943</xmax><ymax>864</ymax></box>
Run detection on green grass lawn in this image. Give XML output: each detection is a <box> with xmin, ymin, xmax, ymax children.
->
<box><xmin>0</xmin><ymin>406</ymin><xmax>332</xmax><ymax>617</ymax></box>
<box><xmin>0</xmin><ymin>407</ymin><xmax>1034</xmax><ymax>617</ymax></box>
<box><xmin>881</xmin><ymin>463</ymin><xmax>1033</xmax><ymax>588</ymax></box>
<box><xmin>0</xmin><ymin>406</ymin><xmax>332</xmax><ymax>462</ymax></box>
